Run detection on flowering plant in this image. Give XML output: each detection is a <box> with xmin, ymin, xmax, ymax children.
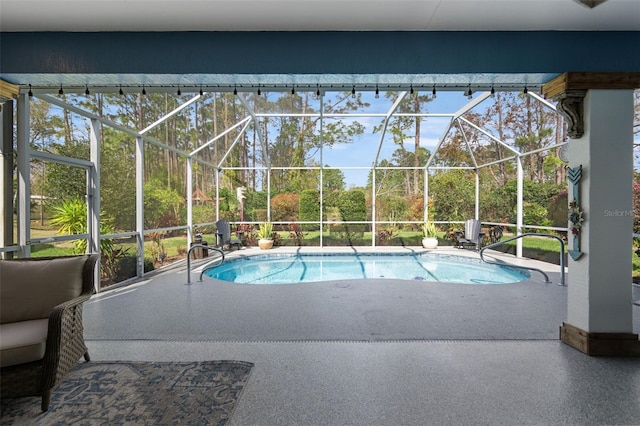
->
<box><xmin>568</xmin><ymin>201</ymin><xmax>584</xmax><ymax>235</ymax></box>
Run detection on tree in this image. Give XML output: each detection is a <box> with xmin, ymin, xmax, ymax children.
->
<box><xmin>143</xmin><ymin>179</ymin><xmax>184</xmax><ymax>229</ymax></box>
<box><xmin>322</xmin><ymin>168</ymin><xmax>345</xmax><ymax>191</ymax></box>
<box><xmin>429</xmin><ymin>170</ymin><xmax>475</xmax><ymax>222</ymax></box>
<box><xmin>42</xmin><ymin>141</ymin><xmax>89</xmax><ymax>202</ymax></box>
<box><xmin>373</xmin><ymin>91</ymin><xmax>433</xmax><ymax>195</ymax></box>
<box><xmin>262</xmin><ymin>91</ymin><xmax>367</xmax><ymax>193</ymax></box>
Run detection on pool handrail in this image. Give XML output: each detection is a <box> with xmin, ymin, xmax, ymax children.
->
<box><xmin>479</xmin><ymin>233</ymin><xmax>565</xmax><ymax>286</ymax></box>
<box><xmin>186</xmin><ymin>244</ymin><xmax>225</xmax><ymax>285</ymax></box>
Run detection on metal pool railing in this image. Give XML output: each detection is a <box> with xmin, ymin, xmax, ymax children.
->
<box><xmin>479</xmin><ymin>233</ymin><xmax>566</xmax><ymax>286</ymax></box>
<box><xmin>186</xmin><ymin>244</ymin><xmax>225</xmax><ymax>285</ymax></box>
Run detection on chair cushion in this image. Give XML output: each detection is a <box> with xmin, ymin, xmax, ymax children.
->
<box><xmin>0</xmin><ymin>256</ymin><xmax>87</xmax><ymax>324</ymax></box>
<box><xmin>0</xmin><ymin>319</ymin><xmax>48</xmax><ymax>367</ymax></box>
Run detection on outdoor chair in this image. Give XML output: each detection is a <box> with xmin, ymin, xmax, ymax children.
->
<box><xmin>0</xmin><ymin>254</ymin><xmax>99</xmax><ymax>411</ymax></box>
<box><xmin>488</xmin><ymin>225</ymin><xmax>504</xmax><ymax>244</ymax></box>
<box><xmin>455</xmin><ymin>219</ymin><xmax>485</xmax><ymax>250</ymax></box>
<box><xmin>215</xmin><ymin>220</ymin><xmax>242</xmax><ymax>250</ymax></box>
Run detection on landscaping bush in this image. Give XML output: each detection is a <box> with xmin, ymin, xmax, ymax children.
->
<box><xmin>338</xmin><ymin>190</ymin><xmax>366</xmax><ymax>221</ymax></box>
<box><xmin>519</xmin><ymin>201</ymin><xmax>551</xmax><ymax>231</ymax></box>
<box><xmin>300</xmin><ymin>190</ymin><xmax>320</xmax><ymax>226</ymax></box>
<box><xmin>104</xmin><ymin>254</ymin><xmax>155</xmax><ymax>286</ymax></box>
<box><xmin>271</xmin><ymin>193</ymin><xmax>299</xmax><ymax>221</ymax></box>
<box><xmin>548</xmin><ymin>189</ymin><xmax>568</xmax><ymax>228</ymax></box>
<box><xmin>330</xmin><ymin>224</ymin><xmax>366</xmax><ymax>245</ymax></box>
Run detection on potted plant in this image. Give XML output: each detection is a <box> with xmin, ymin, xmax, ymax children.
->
<box><xmin>257</xmin><ymin>222</ymin><xmax>274</xmax><ymax>250</ymax></box>
<box><xmin>421</xmin><ymin>221</ymin><xmax>439</xmax><ymax>249</ymax></box>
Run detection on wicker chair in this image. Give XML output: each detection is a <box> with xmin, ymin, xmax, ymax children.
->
<box><xmin>0</xmin><ymin>254</ymin><xmax>98</xmax><ymax>411</ymax></box>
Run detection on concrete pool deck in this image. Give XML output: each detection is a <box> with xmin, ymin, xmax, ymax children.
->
<box><xmin>84</xmin><ymin>246</ymin><xmax>640</xmax><ymax>425</ymax></box>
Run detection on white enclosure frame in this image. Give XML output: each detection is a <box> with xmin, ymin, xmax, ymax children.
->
<box><xmin>1</xmin><ymin>88</ymin><xmax>569</xmax><ymax>290</ymax></box>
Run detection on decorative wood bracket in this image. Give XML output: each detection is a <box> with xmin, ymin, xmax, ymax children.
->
<box><xmin>556</xmin><ymin>90</ymin><xmax>586</xmax><ymax>139</ymax></box>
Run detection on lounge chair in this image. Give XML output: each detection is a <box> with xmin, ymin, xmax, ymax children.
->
<box><xmin>0</xmin><ymin>254</ymin><xmax>99</xmax><ymax>411</ymax></box>
<box><xmin>215</xmin><ymin>220</ymin><xmax>242</xmax><ymax>250</ymax></box>
<box><xmin>455</xmin><ymin>219</ymin><xmax>484</xmax><ymax>250</ymax></box>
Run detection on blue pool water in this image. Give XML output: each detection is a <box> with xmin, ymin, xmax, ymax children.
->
<box><xmin>204</xmin><ymin>253</ymin><xmax>530</xmax><ymax>284</ymax></box>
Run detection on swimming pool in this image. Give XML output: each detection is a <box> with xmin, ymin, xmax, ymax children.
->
<box><xmin>204</xmin><ymin>253</ymin><xmax>530</xmax><ymax>284</ymax></box>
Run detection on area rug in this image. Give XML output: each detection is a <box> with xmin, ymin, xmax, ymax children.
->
<box><xmin>0</xmin><ymin>360</ymin><xmax>254</xmax><ymax>425</ymax></box>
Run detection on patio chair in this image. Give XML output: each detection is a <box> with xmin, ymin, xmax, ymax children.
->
<box><xmin>0</xmin><ymin>254</ymin><xmax>99</xmax><ymax>411</ymax></box>
<box><xmin>215</xmin><ymin>220</ymin><xmax>242</xmax><ymax>250</ymax></box>
<box><xmin>488</xmin><ymin>225</ymin><xmax>504</xmax><ymax>244</ymax></box>
<box><xmin>455</xmin><ymin>219</ymin><xmax>484</xmax><ymax>250</ymax></box>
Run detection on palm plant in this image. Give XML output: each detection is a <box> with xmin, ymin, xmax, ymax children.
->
<box><xmin>50</xmin><ymin>198</ymin><xmax>115</xmax><ymax>256</ymax></box>
<box><xmin>422</xmin><ymin>221</ymin><xmax>438</xmax><ymax>238</ymax></box>
<box><xmin>257</xmin><ymin>222</ymin><xmax>274</xmax><ymax>240</ymax></box>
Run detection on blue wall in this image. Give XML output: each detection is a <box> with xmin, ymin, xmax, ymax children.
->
<box><xmin>2</xmin><ymin>31</ymin><xmax>639</xmax><ymax>75</ymax></box>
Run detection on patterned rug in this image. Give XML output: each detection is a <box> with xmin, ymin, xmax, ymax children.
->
<box><xmin>0</xmin><ymin>360</ymin><xmax>254</xmax><ymax>425</ymax></box>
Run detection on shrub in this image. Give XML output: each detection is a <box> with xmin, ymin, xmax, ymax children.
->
<box><xmin>518</xmin><ymin>202</ymin><xmax>551</xmax><ymax>232</ymax></box>
<box><xmin>236</xmin><ymin>223</ymin><xmax>258</xmax><ymax>246</ymax></box>
<box><xmin>300</xmin><ymin>190</ymin><xmax>320</xmax><ymax>224</ymax></box>
<box><xmin>376</xmin><ymin>227</ymin><xmax>398</xmax><ymax>246</ymax></box>
<box><xmin>330</xmin><ymin>224</ymin><xmax>366</xmax><ymax>245</ymax></box>
<box><xmin>288</xmin><ymin>223</ymin><xmax>307</xmax><ymax>246</ymax></box>
<box><xmin>548</xmin><ymin>189</ymin><xmax>568</xmax><ymax>228</ymax></box>
<box><xmin>338</xmin><ymin>190</ymin><xmax>366</xmax><ymax>221</ymax></box>
<box><xmin>106</xmin><ymin>254</ymin><xmax>155</xmax><ymax>285</ymax></box>
<box><xmin>271</xmin><ymin>193</ymin><xmax>299</xmax><ymax>222</ymax></box>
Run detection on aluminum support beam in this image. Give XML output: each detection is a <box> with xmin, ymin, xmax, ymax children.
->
<box><xmin>30</xmin><ymin>150</ymin><xmax>93</xmax><ymax>168</ymax></box>
<box><xmin>475</xmin><ymin>172</ymin><xmax>480</xmax><ymax>220</ymax></box>
<box><xmin>237</xmin><ymin>95</ymin><xmax>269</xmax><ymax>167</ymax></box>
<box><xmin>319</xmin><ymin>95</ymin><xmax>324</xmax><ymax>248</ymax></box>
<box><xmin>186</xmin><ymin>156</ymin><xmax>193</xmax><ymax>243</ymax></box>
<box><xmin>527</xmin><ymin>92</ymin><xmax>557</xmax><ymax>112</ymax></box>
<box><xmin>453</xmin><ymin>91</ymin><xmax>492</xmax><ymax>119</ymax></box>
<box><xmin>88</xmin><ymin>119</ymin><xmax>101</xmax><ymax>291</ymax></box>
<box><xmin>516</xmin><ymin>156</ymin><xmax>524</xmax><ymax>258</ymax></box>
<box><xmin>457</xmin><ymin>117</ymin><xmax>520</xmax><ymax>155</ymax></box>
<box><xmin>373</xmin><ymin>91</ymin><xmax>407</xmax><ymax>166</ymax></box>
<box><xmin>16</xmin><ymin>94</ymin><xmax>30</xmax><ymax>257</ymax></box>
<box><xmin>424</xmin><ymin>171</ymin><xmax>429</xmax><ymax>222</ymax></box>
<box><xmin>135</xmin><ymin>136</ymin><xmax>145</xmax><ymax>278</ymax></box>
<box><xmin>425</xmin><ymin>118</ymin><xmax>454</xmax><ymax>169</ymax></box>
<box><xmin>140</xmin><ymin>94</ymin><xmax>201</xmax><ymax>134</ymax></box>
<box><xmin>455</xmin><ymin>119</ymin><xmax>479</xmax><ymax>169</ymax></box>
<box><xmin>215</xmin><ymin>170</ymin><xmax>220</xmax><ymax>221</ymax></box>
<box><xmin>190</xmin><ymin>116</ymin><xmax>252</xmax><ymax>157</ymax></box>
<box><xmin>38</xmin><ymin>94</ymin><xmax>185</xmax><ymax>156</ymax></box>
<box><xmin>88</xmin><ymin>120</ymin><xmax>100</xmax><ymax>251</ymax></box>
<box><xmin>216</xmin><ymin>119</ymin><xmax>252</xmax><ymax>168</ymax></box>
<box><xmin>0</xmin><ymin>100</ymin><xmax>13</xmax><ymax>258</ymax></box>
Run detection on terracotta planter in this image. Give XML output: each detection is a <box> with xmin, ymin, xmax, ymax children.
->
<box><xmin>422</xmin><ymin>237</ymin><xmax>438</xmax><ymax>249</ymax></box>
<box><xmin>258</xmin><ymin>238</ymin><xmax>274</xmax><ymax>250</ymax></box>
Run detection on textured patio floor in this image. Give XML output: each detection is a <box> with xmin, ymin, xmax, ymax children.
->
<box><xmin>84</xmin><ymin>246</ymin><xmax>640</xmax><ymax>425</ymax></box>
